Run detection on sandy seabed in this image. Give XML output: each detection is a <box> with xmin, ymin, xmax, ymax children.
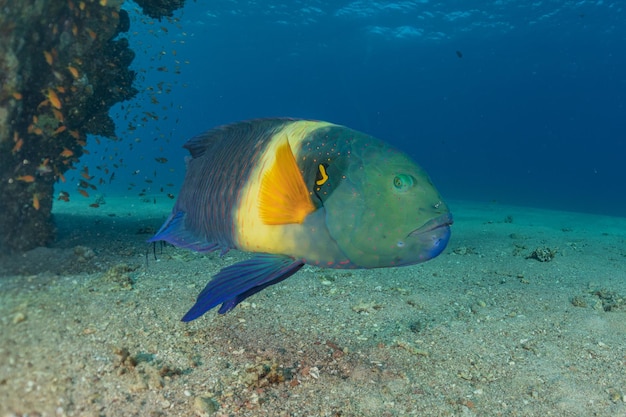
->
<box><xmin>1</xmin><ymin>196</ymin><xmax>625</xmax><ymax>417</ymax></box>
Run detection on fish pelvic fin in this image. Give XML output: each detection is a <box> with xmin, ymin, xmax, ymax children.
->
<box><xmin>148</xmin><ymin>211</ymin><xmax>222</xmax><ymax>253</ymax></box>
<box><xmin>181</xmin><ymin>254</ymin><xmax>304</xmax><ymax>321</ymax></box>
<box><xmin>258</xmin><ymin>138</ymin><xmax>315</xmax><ymax>225</ymax></box>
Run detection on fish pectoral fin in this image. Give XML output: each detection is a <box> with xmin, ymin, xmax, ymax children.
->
<box><xmin>147</xmin><ymin>210</ymin><xmax>220</xmax><ymax>253</ymax></box>
<box><xmin>181</xmin><ymin>254</ymin><xmax>304</xmax><ymax>321</ymax></box>
<box><xmin>258</xmin><ymin>139</ymin><xmax>315</xmax><ymax>225</ymax></box>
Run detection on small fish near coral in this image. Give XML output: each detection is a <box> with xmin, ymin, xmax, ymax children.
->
<box><xmin>150</xmin><ymin>118</ymin><xmax>453</xmax><ymax>321</ymax></box>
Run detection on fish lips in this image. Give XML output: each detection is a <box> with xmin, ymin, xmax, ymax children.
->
<box><xmin>408</xmin><ymin>212</ymin><xmax>454</xmax><ymax>237</ymax></box>
<box><xmin>406</xmin><ymin>212</ymin><xmax>453</xmax><ymax>259</ymax></box>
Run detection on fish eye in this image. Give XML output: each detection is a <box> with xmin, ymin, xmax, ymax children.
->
<box><xmin>392</xmin><ymin>174</ymin><xmax>414</xmax><ymax>192</ymax></box>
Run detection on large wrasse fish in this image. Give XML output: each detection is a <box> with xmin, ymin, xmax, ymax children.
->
<box><xmin>150</xmin><ymin>118</ymin><xmax>453</xmax><ymax>321</ymax></box>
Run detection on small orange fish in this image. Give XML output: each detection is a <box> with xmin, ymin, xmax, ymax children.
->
<box><xmin>36</xmin><ymin>159</ymin><xmax>52</xmax><ymax>175</ymax></box>
<box><xmin>67</xmin><ymin>65</ymin><xmax>79</xmax><ymax>79</ymax></box>
<box><xmin>12</xmin><ymin>137</ymin><xmax>23</xmax><ymax>154</ymax></box>
<box><xmin>80</xmin><ymin>168</ymin><xmax>92</xmax><ymax>180</ymax></box>
<box><xmin>47</xmin><ymin>89</ymin><xmax>62</xmax><ymax>109</ymax></box>
<box><xmin>16</xmin><ymin>175</ymin><xmax>36</xmax><ymax>183</ymax></box>
<box><xmin>36</xmin><ymin>99</ymin><xmax>49</xmax><ymax>111</ymax></box>
<box><xmin>43</xmin><ymin>50</ymin><xmax>54</xmax><ymax>65</ymax></box>
<box><xmin>33</xmin><ymin>194</ymin><xmax>40</xmax><ymax>210</ymax></box>
<box><xmin>53</xmin><ymin>125</ymin><xmax>67</xmax><ymax>135</ymax></box>
<box><xmin>78</xmin><ymin>189</ymin><xmax>89</xmax><ymax>198</ymax></box>
<box><xmin>89</xmin><ymin>203</ymin><xmax>100</xmax><ymax>208</ymax></box>
<box><xmin>52</xmin><ymin>108</ymin><xmax>64</xmax><ymax>123</ymax></box>
<box><xmin>60</xmin><ymin>148</ymin><xmax>74</xmax><ymax>157</ymax></box>
<box><xmin>12</xmin><ymin>92</ymin><xmax>22</xmax><ymax>100</ymax></box>
<box><xmin>86</xmin><ymin>28</ymin><xmax>97</xmax><ymax>40</ymax></box>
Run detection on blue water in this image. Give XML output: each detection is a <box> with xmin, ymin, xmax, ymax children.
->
<box><xmin>69</xmin><ymin>0</ymin><xmax>626</xmax><ymax>217</ymax></box>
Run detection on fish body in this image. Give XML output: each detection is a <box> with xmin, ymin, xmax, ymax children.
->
<box><xmin>150</xmin><ymin>118</ymin><xmax>452</xmax><ymax>320</ymax></box>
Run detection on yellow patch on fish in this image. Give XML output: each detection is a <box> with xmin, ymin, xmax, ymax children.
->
<box><xmin>258</xmin><ymin>139</ymin><xmax>315</xmax><ymax>225</ymax></box>
<box><xmin>315</xmin><ymin>164</ymin><xmax>329</xmax><ymax>186</ymax></box>
<box><xmin>234</xmin><ymin>120</ymin><xmax>333</xmax><ymax>253</ymax></box>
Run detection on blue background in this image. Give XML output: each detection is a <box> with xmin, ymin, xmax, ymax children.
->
<box><xmin>72</xmin><ymin>0</ymin><xmax>626</xmax><ymax>216</ymax></box>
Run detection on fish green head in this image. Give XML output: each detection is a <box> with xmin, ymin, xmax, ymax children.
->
<box><xmin>305</xmin><ymin>126</ymin><xmax>452</xmax><ymax>268</ymax></box>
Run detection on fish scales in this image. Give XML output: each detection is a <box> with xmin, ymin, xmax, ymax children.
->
<box><xmin>175</xmin><ymin>119</ymin><xmax>288</xmax><ymax>248</ymax></box>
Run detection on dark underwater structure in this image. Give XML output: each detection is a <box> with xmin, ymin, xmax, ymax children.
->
<box><xmin>0</xmin><ymin>0</ymin><xmax>185</xmax><ymax>252</ymax></box>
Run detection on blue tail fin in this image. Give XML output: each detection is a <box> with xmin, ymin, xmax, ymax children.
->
<box><xmin>148</xmin><ymin>211</ymin><xmax>221</xmax><ymax>253</ymax></box>
<box><xmin>181</xmin><ymin>254</ymin><xmax>304</xmax><ymax>321</ymax></box>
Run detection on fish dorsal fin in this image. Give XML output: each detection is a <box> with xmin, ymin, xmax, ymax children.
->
<box><xmin>183</xmin><ymin>129</ymin><xmax>223</xmax><ymax>159</ymax></box>
<box><xmin>184</xmin><ymin>119</ymin><xmax>298</xmax><ymax>160</ymax></box>
<box><xmin>259</xmin><ymin>139</ymin><xmax>315</xmax><ymax>225</ymax></box>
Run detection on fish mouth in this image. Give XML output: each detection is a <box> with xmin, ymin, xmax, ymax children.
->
<box><xmin>407</xmin><ymin>212</ymin><xmax>454</xmax><ymax>237</ymax></box>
